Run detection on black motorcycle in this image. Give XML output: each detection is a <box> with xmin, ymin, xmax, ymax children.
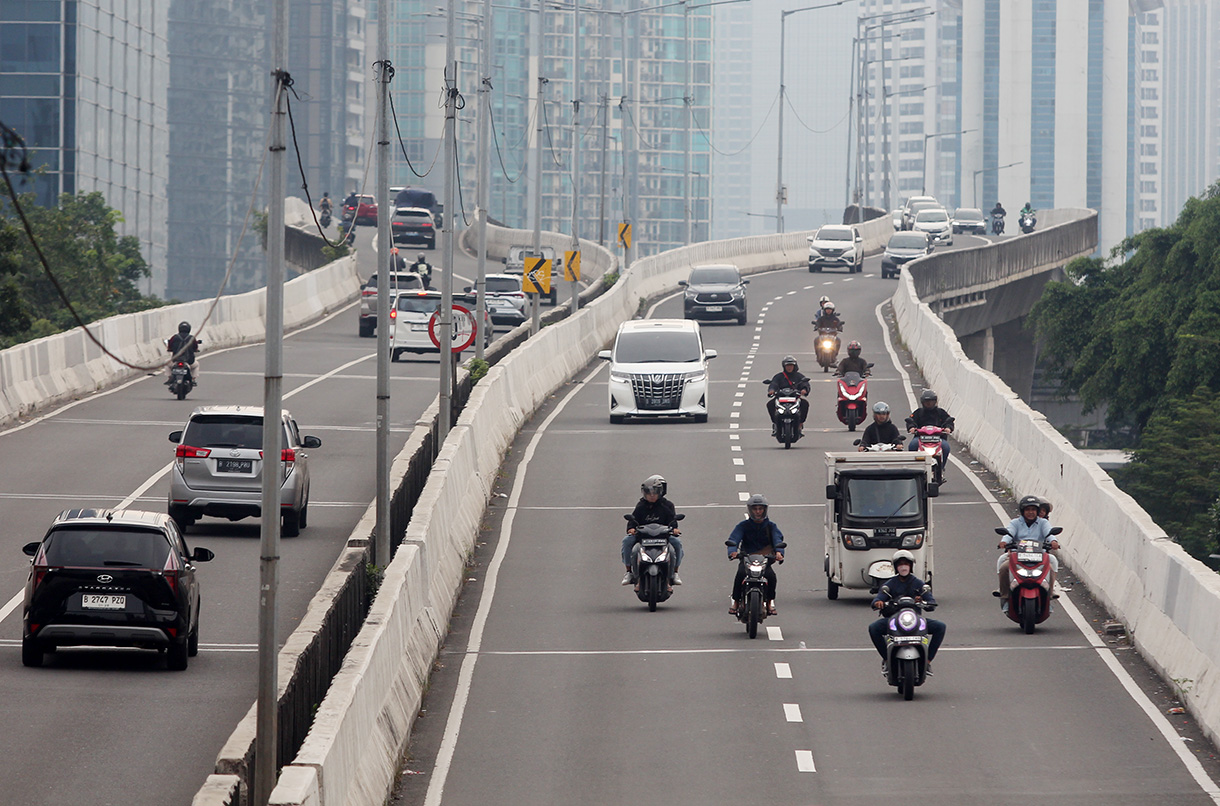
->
<box><xmin>991</xmin><ymin>212</ymin><xmax>1005</xmax><ymax>235</ymax></box>
<box><xmin>168</xmin><ymin>361</ymin><xmax>195</xmax><ymax>400</ymax></box>
<box><xmin>626</xmin><ymin>514</ymin><xmax>683</xmax><ymax>612</ymax></box>
<box><xmin>320</xmin><ymin>209</ymin><xmax>332</xmax><ymax>229</ymax></box>
<box><xmin>726</xmin><ymin>540</ymin><xmax>786</xmax><ymax>638</ymax></box>
<box><xmin>763</xmin><ymin>381</ymin><xmax>802</xmax><ymax>448</ymax></box>
<box><xmin>880</xmin><ymin>596</ymin><xmax>936</xmax><ymax>700</ymax></box>
<box><xmin>1019</xmin><ymin>212</ymin><xmax>1036</xmax><ymax>234</ymax></box>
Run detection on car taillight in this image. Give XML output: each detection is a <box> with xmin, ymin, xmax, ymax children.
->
<box><xmin>31</xmin><ymin>544</ymin><xmax>49</xmax><ymax>590</ymax></box>
<box><xmin>282</xmin><ymin>447</ymin><xmax>296</xmax><ymax>479</ymax></box>
<box><xmin>362</xmin><ymin>288</ymin><xmax>376</xmax><ymax>297</ymax></box>
<box><xmin>421</xmin><ymin>223</ymin><xmax>433</xmax><ymax>229</ymax></box>
<box><xmin>162</xmin><ymin>551</ymin><xmax>181</xmax><ymax>596</ymax></box>
<box><xmin>176</xmin><ymin>444</ymin><xmax>210</xmax><ymax>472</ymax></box>
<box><xmin>389</xmin><ymin>309</ymin><xmax>397</xmax><ymax>320</ymax></box>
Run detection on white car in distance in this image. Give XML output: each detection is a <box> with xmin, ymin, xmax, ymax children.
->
<box><xmin>598</xmin><ymin>319</ymin><xmax>716</xmax><ymax>424</ymax></box>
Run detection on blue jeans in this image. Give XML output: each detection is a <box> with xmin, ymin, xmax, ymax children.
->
<box><xmin>869</xmin><ymin>617</ymin><xmax>946</xmax><ymax>661</ymax></box>
<box><xmin>622</xmin><ymin>533</ymin><xmax>683</xmax><ymax>570</ymax></box>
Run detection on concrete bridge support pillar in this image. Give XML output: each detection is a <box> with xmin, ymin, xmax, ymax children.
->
<box><xmin>959</xmin><ymin>319</ymin><xmax>1036</xmax><ymax>401</ymax></box>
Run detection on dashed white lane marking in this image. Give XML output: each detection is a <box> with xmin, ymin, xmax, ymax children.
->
<box><xmin>729</xmin><ymin>434</ymin><xmax>740</xmax><ymax>440</ymax></box>
<box><xmin>735</xmin><ymin>458</ymin><xmax>745</xmax><ymax>466</ymax></box>
<box><xmin>732</xmin><ymin>401</ymin><xmax>742</xmax><ymax>407</ymax></box>
<box><xmin>730</xmin><ymin>412</ymin><xmax>740</xmax><ymax>418</ymax></box>
<box><xmin>731</xmin><ymin>445</ymin><xmax>741</xmax><ymax>451</ymax></box>
<box><xmin>796</xmin><ymin>750</ymin><xmax>817</xmax><ymax>772</ymax></box>
<box><xmin>754</xmin><ymin>327</ymin><xmax>763</xmax><ymax>332</ymax></box>
<box><xmin>786</xmin><ymin>290</ymin><xmax>798</xmax><ymax>295</ymax></box>
<box><xmin>729</xmin><ymin>423</ymin><xmax>739</xmax><ymax>429</ymax></box>
<box><xmin>736</xmin><ymin>474</ymin><xmax>747</xmax><ymax>482</ymax></box>
<box><xmin>767</xmin><ymin>625</ymin><xmax>783</xmax><ymax>641</ymax></box>
<box><xmin>775</xmin><ymin>662</ymin><xmax>792</xmax><ymax>678</ymax></box>
<box><xmin>738</xmin><ymin>492</ymin><xmax>750</xmax><ymax>501</ymax></box>
<box><xmin>784</xmin><ymin>703</ymin><xmax>803</xmax><ymax>722</ymax></box>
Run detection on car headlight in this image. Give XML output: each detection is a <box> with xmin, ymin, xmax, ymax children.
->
<box><xmin>610</xmin><ymin>370</ymin><xmax>631</xmax><ymax>382</ymax></box>
<box><xmin>684</xmin><ymin>289</ymin><xmax>698</xmax><ymax>299</ymax></box>
<box><xmin>682</xmin><ymin>369</ymin><xmax>706</xmax><ymax>382</ymax></box>
<box><xmin>900</xmin><ymin>533</ymin><xmax>924</xmax><ymax>548</ymax></box>
<box><xmin>729</xmin><ymin>288</ymin><xmax>744</xmax><ymax>298</ymax></box>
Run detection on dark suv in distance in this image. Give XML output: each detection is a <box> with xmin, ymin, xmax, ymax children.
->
<box><xmin>679</xmin><ymin>263</ymin><xmax>749</xmax><ymax>325</ymax></box>
<box><xmin>21</xmin><ymin>509</ymin><xmax>214</xmax><ymax>670</ymax></box>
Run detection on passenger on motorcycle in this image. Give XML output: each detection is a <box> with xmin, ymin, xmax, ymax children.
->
<box><xmin>1037</xmin><ymin>497</ymin><xmax>1053</xmax><ymax>520</ymax></box>
<box><xmin>814</xmin><ymin>301</ymin><xmax>843</xmax><ymax>331</ymax></box>
<box><xmin>835</xmin><ymin>340</ymin><xmax>870</xmax><ymax>376</ymax></box>
<box><xmin>994</xmin><ymin>495</ymin><xmax>1060</xmax><ymax>603</ymax></box>
<box><xmin>766</xmin><ymin>355</ymin><xmax>811</xmax><ymax>436</ymax></box>
<box><xmin>818</xmin><ymin>295</ymin><xmax>831</xmax><ymax>316</ymax></box>
<box><xmin>869</xmin><ymin>550</ymin><xmax>946</xmax><ymax>674</ymax></box>
<box><xmin>727</xmin><ymin>494</ymin><xmax>785</xmax><ymax>616</ymax></box>
<box><xmin>622</xmin><ymin>475</ymin><xmax>684</xmax><ymax>588</ymax></box>
<box><xmin>165</xmin><ymin>321</ymin><xmax>201</xmax><ymax>385</ymax></box>
<box><xmin>859</xmin><ymin>402</ymin><xmax>904</xmax><ymax>450</ymax></box>
<box><xmin>905</xmin><ymin>389</ymin><xmax>954</xmax><ymax>456</ymax></box>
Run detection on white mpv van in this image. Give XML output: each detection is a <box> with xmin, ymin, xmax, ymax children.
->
<box><xmin>598</xmin><ymin>319</ymin><xmax>716</xmax><ymax>423</ymax></box>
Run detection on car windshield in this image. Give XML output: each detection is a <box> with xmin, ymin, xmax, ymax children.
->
<box><xmin>396</xmin><ymin>295</ymin><xmax>441</xmax><ymax>314</ymax></box>
<box><xmin>915</xmin><ymin>209</ymin><xmax>948</xmax><ymax>223</ymax></box>
<box><xmin>486</xmin><ymin>278</ymin><xmax>520</xmax><ymax>293</ymax></box>
<box><xmin>365</xmin><ymin>274</ymin><xmax>422</xmax><ymax>290</ymax></box>
<box><xmin>43</xmin><ymin>527</ymin><xmax>170</xmax><ymax>568</ymax></box>
<box><xmin>183</xmin><ymin>414</ymin><xmax>265</xmax><ymax>448</ymax></box>
<box><xmin>815</xmin><ymin>228</ymin><xmax>852</xmax><ymax>241</ymax></box>
<box><xmin>909</xmin><ymin>201</ymin><xmax>938</xmax><ymax>215</ymax></box>
<box><xmin>688</xmin><ymin>267</ymin><xmax>740</xmax><ymax>284</ymax></box>
<box><xmin>614</xmin><ymin>330</ymin><xmax>703</xmax><ymax>363</ymax></box>
<box><xmin>889</xmin><ymin>234</ymin><xmax>929</xmax><ymax>249</ymax></box>
<box><xmin>955</xmin><ymin>208</ymin><xmax>983</xmax><ymax>221</ymax></box>
<box><xmin>844</xmin><ymin>477</ymin><xmax>923</xmax><ymax>520</ymax></box>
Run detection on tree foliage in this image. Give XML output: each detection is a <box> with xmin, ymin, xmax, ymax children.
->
<box><xmin>0</xmin><ymin>190</ymin><xmax>162</xmax><ymax>349</ymax></box>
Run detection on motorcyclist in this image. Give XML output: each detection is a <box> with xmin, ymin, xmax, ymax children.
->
<box><xmin>818</xmin><ymin>295</ymin><xmax>831</xmax><ymax>316</ymax></box>
<box><xmin>905</xmin><ymin>389</ymin><xmax>954</xmax><ymax>458</ymax></box>
<box><xmin>1020</xmin><ymin>201</ymin><xmax>1035</xmax><ymax>218</ymax></box>
<box><xmin>622</xmin><ymin>475</ymin><xmax>684</xmax><ymax>588</ymax></box>
<box><xmin>869</xmin><ymin>550</ymin><xmax>946</xmax><ymax>675</ymax></box>
<box><xmin>319</xmin><ymin>192</ymin><xmax>333</xmax><ymax>217</ymax></box>
<box><xmin>1019</xmin><ymin>202</ymin><xmax>1037</xmax><ymax>230</ymax></box>
<box><xmin>990</xmin><ymin>201</ymin><xmax>1006</xmax><ymax>218</ymax></box>
<box><xmin>814</xmin><ymin>301</ymin><xmax>843</xmax><ymax>332</ymax></box>
<box><xmin>165</xmin><ymin>321</ymin><xmax>201</xmax><ymax>385</ymax></box>
<box><xmin>859</xmin><ymin>401</ymin><xmax>904</xmax><ymax>450</ymax></box>
<box><xmin>994</xmin><ymin>495</ymin><xmax>1060</xmax><ymax>606</ymax></box>
<box><xmin>410</xmin><ymin>252</ymin><xmax>433</xmax><ymax>287</ymax></box>
<box><xmin>766</xmin><ymin>355</ymin><xmax>811</xmax><ymax>436</ymax></box>
<box><xmin>343</xmin><ymin>190</ymin><xmax>358</xmax><ymax>211</ymax></box>
<box><xmin>835</xmin><ymin>340</ymin><xmax>870</xmax><ymax>377</ymax></box>
<box><xmin>727</xmin><ymin>494</ymin><xmax>785</xmax><ymax>616</ymax></box>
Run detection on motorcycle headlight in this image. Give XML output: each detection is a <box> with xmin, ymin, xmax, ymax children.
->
<box><xmin>820</xmin><ymin>339</ymin><xmax>835</xmax><ymax>349</ymax></box>
<box><xmin>897</xmin><ymin>610</ymin><xmax>919</xmax><ymax>631</ymax></box>
<box><xmin>1016</xmin><ymin>566</ymin><xmax>1040</xmax><ymax>578</ymax></box>
<box><xmin>655</xmin><ymin>550</ymin><xmax>668</xmax><ymax>563</ymax></box>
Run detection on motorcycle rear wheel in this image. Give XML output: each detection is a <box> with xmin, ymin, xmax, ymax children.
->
<box><xmin>900</xmin><ymin>659</ymin><xmax>916</xmax><ymax>700</ymax></box>
<box><xmin>746</xmin><ymin>589</ymin><xmax>762</xmax><ymax>639</ymax></box>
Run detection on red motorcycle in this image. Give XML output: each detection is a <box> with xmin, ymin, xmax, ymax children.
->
<box><xmin>994</xmin><ymin>526</ymin><xmax>1063</xmax><ymax>633</ymax></box>
<box><xmin>912</xmin><ymin>425</ymin><xmax>948</xmax><ymax>483</ymax></box>
<box><xmin>835</xmin><ymin>366</ymin><xmax>872</xmax><ymax>431</ymax></box>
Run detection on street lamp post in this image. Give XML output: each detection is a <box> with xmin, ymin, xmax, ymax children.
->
<box><xmin>973</xmin><ymin>160</ymin><xmax>1023</xmax><ymax>209</ymax></box>
<box><xmin>922</xmin><ymin>128</ymin><xmax>974</xmax><ymax>196</ymax></box>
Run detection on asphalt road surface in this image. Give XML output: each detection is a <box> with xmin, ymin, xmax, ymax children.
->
<box><xmin>395</xmin><ymin>243</ymin><xmax>1220</xmax><ymax>806</ymax></box>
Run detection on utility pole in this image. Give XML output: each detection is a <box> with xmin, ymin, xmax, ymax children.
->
<box><xmin>620</xmin><ymin>4</ymin><xmax>635</xmax><ymax>270</ymax></box>
<box><xmin>531</xmin><ymin>72</ymin><xmax>546</xmax><ymax>335</ymax></box>
<box><xmin>440</xmin><ymin>0</ymin><xmax>457</xmax><ymax>439</ymax></box>
<box><xmin>683</xmin><ymin>0</ymin><xmax>692</xmax><ymax>244</ymax></box>
<box><xmin>374</xmin><ymin>3</ymin><xmax>392</xmax><ymax>567</ymax></box>
<box><xmin>255</xmin><ymin>0</ymin><xmax>287</xmax><ymax>801</ymax></box>
<box><xmin>570</xmin><ymin>0</ymin><xmax>581</xmax><ymax>316</ymax></box>
<box><xmin>598</xmin><ymin>94</ymin><xmax>609</xmax><ymax>245</ymax></box>
<box><xmin>475</xmin><ymin>0</ymin><xmax>493</xmax><ymax>361</ymax></box>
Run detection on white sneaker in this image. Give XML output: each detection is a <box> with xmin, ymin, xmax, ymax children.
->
<box><xmin>672</xmin><ymin>574</ymin><xmax>683</xmax><ymax>585</ymax></box>
<box><xmin>621</xmin><ymin>572</ymin><xmax>633</xmax><ymax>586</ymax></box>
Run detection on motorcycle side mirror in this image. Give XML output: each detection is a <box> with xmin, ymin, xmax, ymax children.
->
<box><xmin>994</xmin><ymin>527</ymin><xmax>1009</xmax><ymax>536</ymax></box>
<box><xmin>675</xmin><ymin>514</ymin><xmax>685</xmax><ymax>521</ymax></box>
<box><xmin>852</xmin><ymin>439</ymin><xmax>862</xmax><ymax>446</ymax></box>
<box><xmin>169</xmin><ymin>430</ymin><xmax>182</xmax><ymax>443</ymax></box>
<box><xmin>927</xmin><ymin>483</ymin><xmax>939</xmax><ymax>498</ymax></box>
<box><xmin>760</xmin><ymin>379</ymin><xmax>771</xmax><ymax>385</ymax></box>
<box><xmin>866</xmin><ymin>363</ymin><xmax>874</xmax><ymax>369</ymax></box>
<box><xmin>1049</xmin><ymin>526</ymin><xmax>1064</xmax><ymax>536</ymax></box>
<box><xmin>826</xmin><ymin>484</ymin><xmax>840</xmax><ymax>500</ymax></box>
<box><xmin>775</xmin><ymin>542</ymin><xmax>787</xmax><ymax>550</ymax></box>
<box><xmin>624</xmin><ymin>514</ymin><xmax>634</xmax><ymax>521</ymax></box>
<box><xmin>742</xmin><ymin>279</ymin><xmax>750</xmax><ymax>284</ymax></box>
<box><xmin>724</xmin><ymin>540</ymin><xmax>735</xmax><ymax>547</ymax></box>
<box><xmin>463</xmin><ymin>286</ymin><xmax>471</xmax><ymax>293</ymax></box>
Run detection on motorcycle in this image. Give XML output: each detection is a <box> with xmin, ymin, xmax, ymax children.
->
<box><xmin>726</xmin><ymin>540</ymin><xmax>786</xmax><ymax>639</ymax></box>
<box><xmin>626</xmin><ymin>514</ymin><xmax>684</xmax><ymax>611</ymax></box>
<box><xmin>835</xmin><ymin>365</ymin><xmax>872</xmax><ymax>431</ymax></box>
<box><xmin>813</xmin><ymin>327</ymin><xmax>841</xmax><ymax>373</ymax></box>
<box><xmin>991</xmin><ymin>212</ymin><xmax>1006</xmax><ymax>235</ymax></box>
<box><xmin>879</xmin><ymin>596</ymin><xmax>937</xmax><ymax>700</ymax></box>
<box><xmin>995</xmin><ymin>526</ymin><xmax>1063</xmax><ymax>633</ymax></box>
<box><xmin>168</xmin><ymin>361</ymin><xmax>195</xmax><ymax>400</ymax></box>
<box><xmin>912</xmin><ymin>425</ymin><xmax>948</xmax><ymax>484</ymax></box>
<box><xmin>1019</xmin><ymin>212</ymin><xmax>1036</xmax><ymax>234</ymax></box>
<box><xmin>763</xmin><ymin>381</ymin><xmax>803</xmax><ymax>448</ymax></box>
<box><xmin>320</xmin><ymin>208</ymin><xmax>332</xmax><ymax>229</ymax></box>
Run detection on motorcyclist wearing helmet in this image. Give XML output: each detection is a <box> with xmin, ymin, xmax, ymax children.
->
<box><xmin>1020</xmin><ymin>201</ymin><xmax>1035</xmax><ymax>218</ymax></box>
<box><xmin>818</xmin><ymin>295</ymin><xmax>831</xmax><ymax>316</ymax></box>
<box><xmin>319</xmin><ymin>192</ymin><xmax>333</xmax><ymax>217</ymax></box>
<box><xmin>1036</xmin><ymin>497</ymin><xmax>1053</xmax><ymax>520</ymax></box>
<box><xmin>622</xmin><ymin>475</ymin><xmax>684</xmax><ymax>588</ymax></box>
<box><xmin>869</xmin><ymin>550</ymin><xmax>946</xmax><ymax>675</ymax></box>
<box><xmin>814</xmin><ymin>301</ymin><xmax>843</xmax><ymax>332</ymax></box>
<box><xmin>905</xmin><ymin>389</ymin><xmax>955</xmax><ymax>457</ymax></box>
<box><xmin>990</xmin><ymin>201</ymin><xmax>1006</xmax><ymax>218</ymax></box>
<box><xmin>410</xmin><ymin>252</ymin><xmax>433</xmax><ymax>288</ymax></box>
<box><xmin>835</xmin><ymin>340</ymin><xmax>870</xmax><ymax>377</ymax></box>
<box><xmin>727</xmin><ymin>494</ymin><xmax>785</xmax><ymax>616</ymax></box>
<box><xmin>766</xmin><ymin>355</ymin><xmax>811</xmax><ymax>435</ymax></box>
<box><xmin>165</xmin><ymin>321</ymin><xmax>201</xmax><ymax>385</ymax></box>
<box><xmin>859</xmin><ymin>401</ymin><xmax>904</xmax><ymax>450</ymax></box>
<box><xmin>994</xmin><ymin>495</ymin><xmax>1060</xmax><ymax>605</ymax></box>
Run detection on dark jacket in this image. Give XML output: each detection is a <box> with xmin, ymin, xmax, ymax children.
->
<box><xmin>167</xmin><ymin>333</ymin><xmax>200</xmax><ymax>364</ymax></box>
<box><xmin>836</xmin><ymin>355</ymin><xmax>870</xmax><ymax>376</ymax></box>
<box><xmin>990</xmin><ymin>204</ymin><xmax>1006</xmax><ymax>217</ymax></box>
<box><xmin>627</xmin><ymin>497</ymin><xmax>678</xmax><ymax>532</ymax></box>
<box><xmin>872</xmin><ymin>573</ymin><xmax>936</xmax><ymax>613</ymax></box>
<box><xmin>727</xmin><ymin>517</ymin><xmax>785</xmax><ymax>558</ymax></box>
<box><xmin>411</xmin><ymin>259</ymin><xmax>432</xmax><ymax>275</ymax></box>
<box><xmin>860</xmin><ymin>419</ymin><xmax>903</xmax><ymax>448</ymax></box>
<box><xmin>768</xmin><ymin>370</ymin><xmax>810</xmax><ymax>395</ymax></box>
<box><xmin>815</xmin><ymin>313</ymin><xmax>843</xmax><ymax>331</ymax></box>
<box><xmin>905</xmin><ymin>405</ymin><xmax>955</xmax><ymax>432</ymax></box>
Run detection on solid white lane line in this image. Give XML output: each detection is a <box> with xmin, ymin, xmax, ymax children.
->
<box><xmin>795</xmin><ymin>750</ymin><xmax>817</xmax><ymax>772</ymax></box>
<box><xmin>0</xmin><ymin>592</ymin><xmax>22</xmax><ymax>626</ymax></box>
<box><xmin>423</xmin><ymin>361</ymin><xmax>605</xmax><ymax>806</ymax></box>
<box><xmin>471</xmin><ymin>645</ymin><xmax>1095</xmax><ymax>657</ymax></box>
<box><xmin>116</xmin><ymin>464</ymin><xmax>173</xmax><ymax>510</ymax></box>
<box><xmin>775</xmin><ymin>662</ymin><xmax>792</xmax><ymax>678</ymax></box>
<box><xmin>767</xmin><ymin>626</ymin><xmax>783</xmax><ymax>641</ymax></box>
<box><xmin>873</xmin><ymin>300</ymin><xmax>1220</xmax><ymax>802</ymax></box>
<box><xmin>784</xmin><ymin>703</ymin><xmax>803</xmax><ymax>722</ymax></box>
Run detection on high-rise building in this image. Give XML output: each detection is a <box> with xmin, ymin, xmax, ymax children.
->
<box><xmin>1</xmin><ymin>0</ymin><xmax>169</xmax><ymax>293</ymax></box>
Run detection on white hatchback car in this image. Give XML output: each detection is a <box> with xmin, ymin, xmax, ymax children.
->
<box><xmin>388</xmin><ymin>290</ymin><xmax>492</xmax><ymax>360</ymax></box>
<box><xmin>912</xmin><ymin>208</ymin><xmax>953</xmax><ymax>246</ymax></box>
<box><xmin>598</xmin><ymin>319</ymin><xmax>716</xmax><ymax>424</ymax></box>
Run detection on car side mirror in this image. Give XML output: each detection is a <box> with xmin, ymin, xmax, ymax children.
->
<box><xmin>1049</xmin><ymin>526</ymin><xmax>1064</xmax><ymax>536</ymax></box>
<box><xmin>169</xmin><ymin>430</ymin><xmax>182</xmax><ymax>443</ymax></box>
<box><xmin>598</xmin><ymin>350</ymin><xmax>612</xmax><ymax>360</ymax></box>
<box><xmin>23</xmin><ymin>541</ymin><xmax>40</xmax><ymax>556</ymax></box>
<box><xmin>826</xmin><ymin>484</ymin><xmax>839</xmax><ymax>500</ymax></box>
<box><xmin>742</xmin><ymin>278</ymin><xmax>749</xmax><ymax>284</ymax></box>
<box><xmin>704</xmin><ymin>349</ymin><xmax>718</xmax><ymax>359</ymax></box>
<box><xmin>678</xmin><ymin>280</ymin><xmax>688</xmax><ymax>287</ymax></box>
<box><xmin>302</xmin><ymin>436</ymin><xmax>322</xmax><ymax>449</ymax></box>
<box><xmin>927</xmin><ymin>483</ymin><xmax>939</xmax><ymax>498</ymax></box>
<box><xmin>806</xmin><ymin>236</ymin><xmax>814</xmax><ymax>243</ymax></box>
<box><xmin>192</xmin><ymin>547</ymin><xmax>215</xmax><ymax>562</ymax></box>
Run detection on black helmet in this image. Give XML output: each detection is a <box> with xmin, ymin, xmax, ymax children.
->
<box><xmin>1018</xmin><ymin>495</ymin><xmax>1042</xmax><ymax>515</ymax></box>
<box><xmin>746</xmin><ymin>494</ymin><xmax>769</xmax><ymax>518</ymax></box>
<box><xmin>178</xmin><ymin>321</ymin><xmax>191</xmax><ymax>335</ymax></box>
<box><xmin>847</xmin><ymin>340</ymin><xmax>861</xmax><ymax>357</ymax></box>
<box><xmin>920</xmin><ymin>389</ymin><xmax>938</xmax><ymax>406</ymax></box>
<box><xmin>641</xmin><ymin>474</ymin><xmax>667</xmax><ymax>497</ymax></box>
<box><xmin>872</xmin><ymin>401</ymin><xmax>890</xmax><ymax>415</ymax></box>
<box><xmin>417</xmin><ymin>253</ymin><xmax>426</xmax><ymax>262</ymax></box>
<box><xmin>781</xmin><ymin>355</ymin><xmax>798</xmax><ymax>371</ymax></box>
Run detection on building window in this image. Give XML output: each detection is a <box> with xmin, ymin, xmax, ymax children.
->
<box><xmin>1139</xmin><ymin>200</ymin><xmax>1157</xmax><ymax>211</ymax></box>
<box><xmin>1141</xmin><ymin>69</ymin><xmax>1158</xmax><ymax>82</ymax></box>
<box><xmin>1140</xmin><ymin>87</ymin><xmax>1158</xmax><ymax>100</ymax></box>
<box><xmin>1141</xmin><ymin>50</ymin><xmax>1158</xmax><ymax>63</ymax></box>
<box><xmin>1139</xmin><ymin>181</ymin><xmax>1157</xmax><ymax>193</ymax></box>
<box><xmin>1140</xmin><ymin>106</ymin><xmax>1158</xmax><ymax>119</ymax></box>
<box><xmin>1140</xmin><ymin>125</ymin><xmax>1158</xmax><ymax>137</ymax></box>
<box><xmin>1140</xmin><ymin>143</ymin><xmax>1158</xmax><ymax>156</ymax></box>
<box><xmin>1140</xmin><ymin>162</ymin><xmax>1157</xmax><ymax>175</ymax></box>
<box><xmin>1141</xmin><ymin>31</ymin><xmax>1158</xmax><ymax>44</ymax></box>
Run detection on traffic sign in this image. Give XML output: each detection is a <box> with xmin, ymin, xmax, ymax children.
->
<box><xmin>523</xmin><ymin>256</ymin><xmax>552</xmax><ymax>294</ymax></box>
<box><xmin>617</xmin><ymin>222</ymin><xmax>632</xmax><ymax>249</ymax></box>
<box><xmin>564</xmin><ymin>250</ymin><xmax>581</xmax><ymax>282</ymax></box>
<box><xmin>428</xmin><ymin>304</ymin><xmax>478</xmax><ymax>353</ymax></box>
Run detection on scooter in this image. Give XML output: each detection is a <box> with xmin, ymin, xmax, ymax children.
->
<box><xmin>626</xmin><ymin>514</ymin><xmax>684</xmax><ymax>612</ymax></box>
<box><xmin>880</xmin><ymin>596</ymin><xmax>937</xmax><ymax>700</ymax></box>
<box><xmin>726</xmin><ymin>540</ymin><xmax>786</xmax><ymax>639</ymax></box>
<box><xmin>835</xmin><ymin>365</ymin><xmax>872</xmax><ymax>431</ymax></box>
<box><xmin>1019</xmin><ymin>212</ymin><xmax>1036</xmax><ymax>234</ymax></box>
<box><xmin>813</xmin><ymin>327</ymin><xmax>841</xmax><ymax>373</ymax></box>
<box><xmin>995</xmin><ymin>525</ymin><xmax>1063</xmax><ymax>633</ymax></box>
<box><xmin>168</xmin><ymin>361</ymin><xmax>195</xmax><ymax>400</ymax></box>
<box><xmin>912</xmin><ymin>425</ymin><xmax>948</xmax><ymax>484</ymax></box>
<box><xmin>991</xmin><ymin>212</ymin><xmax>1006</xmax><ymax>235</ymax></box>
<box><xmin>320</xmin><ymin>209</ymin><xmax>332</xmax><ymax>229</ymax></box>
<box><xmin>763</xmin><ymin>381</ymin><xmax>803</xmax><ymax>448</ymax></box>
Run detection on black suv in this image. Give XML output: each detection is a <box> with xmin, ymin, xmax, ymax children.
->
<box><xmin>680</xmin><ymin>263</ymin><xmax>749</xmax><ymax>325</ymax></box>
<box><xmin>21</xmin><ymin>509</ymin><xmax>214</xmax><ymax>670</ymax></box>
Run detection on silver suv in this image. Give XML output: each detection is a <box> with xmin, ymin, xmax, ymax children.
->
<box><xmin>807</xmin><ymin>225</ymin><xmax>864</xmax><ymax>273</ymax></box>
<box><xmin>167</xmin><ymin>406</ymin><xmax>320</xmax><ymax>537</ymax></box>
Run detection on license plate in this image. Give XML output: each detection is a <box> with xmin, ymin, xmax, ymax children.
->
<box><xmin>411</xmin><ymin>323</ymin><xmax>429</xmax><ymax>331</ymax></box>
<box><xmin>1017</xmin><ymin>552</ymin><xmax>1043</xmax><ymax>562</ymax></box>
<box><xmin>82</xmin><ymin>594</ymin><xmax>126</xmax><ymax>610</ymax></box>
<box><xmin>216</xmin><ymin>458</ymin><xmax>253</xmax><ymax>473</ymax></box>
<box><xmin>703</xmin><ymin>306</ymin><xmax>722</xmax><ymax>312</ymax></box>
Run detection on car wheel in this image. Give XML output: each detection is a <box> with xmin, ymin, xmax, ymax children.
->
<box><xmin>166</xmin><ymin>636</ymin><xmax>189</xmax><ymax>671</ymax></box>
<box><xmin>737</xmin><ymin>311</ymin><xmax>747</xmax><ymax>326</ymax></box>
<box><xmin>282</xmin><ymin>508</ymin><xmax>300</xmax><ymax>538</ymax></box>
<box><xmin>359</xmin><ymin>320</ymin><xmax>374</xmax><ymax>338</ymax></box>
<box><xmin>298</xmin><ymin>498</ymin><xmax>308</xmax><ymax>529</ymax></box>
<box><xmin>427</xmin><ymin>238</ymin><xmax>435</xmax><ymax>249</ymax></box>
<box><xmin>169</xmin><ymin>506</ymin><xmax>190</xmax><ymax>534</ymax></box>
<box><xmin>609</xmin><ymin>414</ymin><xmax>625</xmax><ymax>425</ymax></box>
<box><xmin>188</xmin><ymin>618</ymin><xmax>200</xmax><ymax>657</ymax></box>
<box><xmin>21</xmin><ymin>636</ymin><xmax>43</xmax><ymax>668</ymax></box>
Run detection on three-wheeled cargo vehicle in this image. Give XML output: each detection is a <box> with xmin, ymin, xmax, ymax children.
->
<box><xmin>824</xmin><ymin>451</ymin><xmax>938</xmax><ymax>600</ymax></box>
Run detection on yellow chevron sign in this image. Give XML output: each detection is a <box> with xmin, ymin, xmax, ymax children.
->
<box><xmin>523</xmin><ymin>256</ymin><xmax>552</xmax><ymax>294</ymax></box>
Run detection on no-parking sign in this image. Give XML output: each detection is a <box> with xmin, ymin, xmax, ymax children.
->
<box><xmin>428</xmin><ymin>304</ymin><xmax>477</xmax><ymax>352</ymax></box>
